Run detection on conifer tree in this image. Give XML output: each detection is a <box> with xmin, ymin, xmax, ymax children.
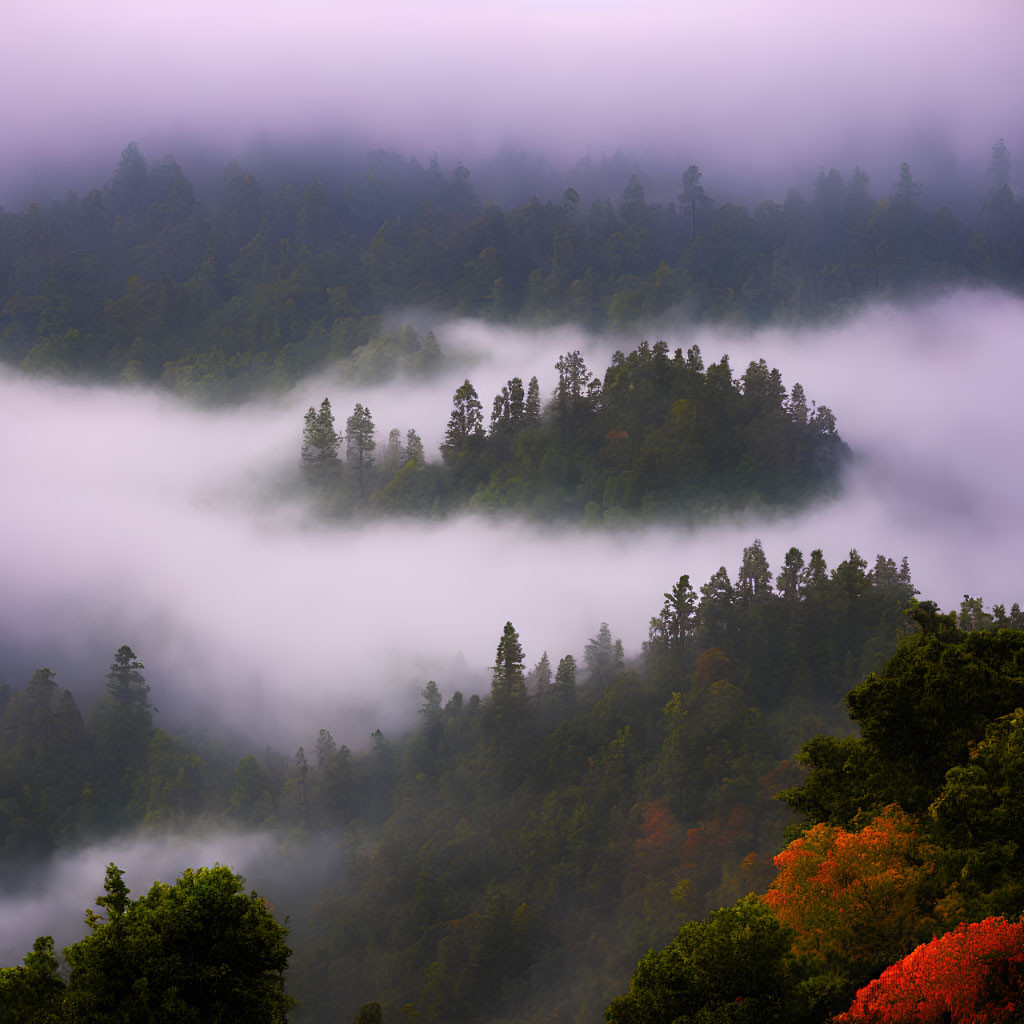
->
<box><xmin>302</xmin><ymin>397</ymin><xmax>341</xmax><ymax>469</ymax></box>
<box><xmin>346</xmin><ymin>403</ymin><xmax>376</xmax><ymax>498</ymax></box>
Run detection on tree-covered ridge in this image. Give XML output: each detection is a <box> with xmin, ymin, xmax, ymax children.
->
<box><xmin>2</xmin><ymin>142</ymin><xmax>1022</xmax><ymax>396</ymax></box>
<box><xmin>1</xmin><ymin>543</ymin><xmax>929</xmax><ymax>1022</ymax></box>
<box><xmin>609</xmin><ymin>603</ymin><xmax>1024</xmax><ymax>1024</ymax></box>
<box><xmin>302</xmin><ymin>343</ymin><xmax>848</xmax><ymax>522</ymax></box>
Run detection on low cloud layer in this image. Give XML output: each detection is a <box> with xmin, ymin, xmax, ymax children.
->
<box><xmin>3</xmin><ymin>1</ymin><xmax>1022</xmax><ymax>204</ymax></box>
<box><xmin>1</xmin><ymin>290</ymin><xmax>1022</xmax><ymax>752</ymax></box>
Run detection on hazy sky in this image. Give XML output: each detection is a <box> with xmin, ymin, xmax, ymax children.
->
<box><xmin>1</xmin><ymin>289</ymin><xmax>1021</xmax><ymax>751</ymax></box>
<box><xmin>4</xmin><ymin>0</ymin><xmax>1023</xmax><ymax>201</ymax></box>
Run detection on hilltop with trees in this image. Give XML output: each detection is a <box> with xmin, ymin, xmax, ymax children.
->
<box><xmin>300</xmin><ymin>342</ymin><xmax>848</xmax><ymax>523</ymax></box>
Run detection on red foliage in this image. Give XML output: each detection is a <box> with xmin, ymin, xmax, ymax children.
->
<box><xmin>836</xmin><ymin>917</ymin><xmax>1024</xmax><ymax>1024</ymax></box>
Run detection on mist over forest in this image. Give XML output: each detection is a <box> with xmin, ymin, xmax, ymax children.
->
<box><xmin>3</xmin><ymin>1</ymin><xmax>1024</xmax><ymax>1021</ymax></box>
<box><xmin>0</xmin><ymin>289</ymin><xmax>1019</xmax><ymax>753</ymax></box>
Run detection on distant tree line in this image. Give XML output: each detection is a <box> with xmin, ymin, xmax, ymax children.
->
<box><xmin>1</xmin><ymin>141</ymin><xmax>1021</xmax><ymax>397</ymax></box>
<box><xmin>301</xmin><ymin>341</ymin><xmax>848</xmax><ymax>522</ymax></box>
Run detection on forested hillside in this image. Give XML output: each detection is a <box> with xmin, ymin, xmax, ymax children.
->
<box><xmin>609</xmin><ymin>602</ymin><xmax>1024</xmax><ymax>1023</ymax></box>
<box><xmin>0</xmin><ymin>541</ymin><xmax>962</xmax><ymax>1019</ymax></box>
<box><xmin>4</xmin><ymin>542</ymin><xmax>1023</xmax><ymax>1021</ymax></box>
<box><xmin>2</xmin><ymin>142</ymin><xmax>1022</xmax><ymax>398</ymax></box>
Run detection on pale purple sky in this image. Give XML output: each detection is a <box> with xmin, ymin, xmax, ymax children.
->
<box><xmin>4</xmin><ymin>0</ymin><xmax>1023</xmax><ymax>200</ymax></box>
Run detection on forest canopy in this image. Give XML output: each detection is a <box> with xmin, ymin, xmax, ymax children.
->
<box><xmin>2</xmin><ymin>142</ymin><xmax>1022</xmax><ymax>397</ymax></box>
<box><xmin>300</xmin><ymin>343</ymin><xmax>848</xmax><ymax>522</ymax></box>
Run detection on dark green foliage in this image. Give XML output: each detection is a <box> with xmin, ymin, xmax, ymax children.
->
<box><xmin>605</xmin><ymin>895</ymin><xmax>802</xmax><ymax>1024</ymax></box>
<box><xmin>1</xmin><ymin>864</ymin><xmax>293</xmax><ymax>1023</ymax></box>
<box><xmin>59</xmin><ymin>862</ymin><xmax>294</xmax><ymax>1022</ymax></box>
<box><xmin>2</xmin><ymin>548</ymin><xmax>984</xmax><ymax>1024</ymax></box>
<box><xmin>780</xmin><ymin>611</ymin><xmax>1024</xmax><ymax>824</ymax></box>
<box><xmin>4</xmin><ymin>144</ymin><xmax>1023</xmax><ymax>396</ymax></box>
<box><xmin>930</xmin><ymin>707</ymin><xmax>1024</xmax><ymax>917</ymax></box>
<box><xmin>320</xmin><ymin>341</ymin><xmax>850</xmax><ymax>524</ymax></box>
<box><xmin>87</xmin><ymin>646</ymin><xmax>156</xmax><ymax>831</ymax></box>
<box><xmin>0</xmin><ymin>667</ymin><xmax>86</xmax><ymax>854</ymax></box>
<box><xmin>610</xmin><ymin>605</ymin><xmax>1024</xmax><ymax>1024</ymax></box>
<box><xmin>302</xmin><ymin>398</ymin><xmax>341</xmax><ymax>471</ymax></box>
<box><xmin>0</xmin><ymin>936</ymin><xmax>64</xmax><ymax>1024</ymax></box>
<box><xmin>286</xmin><ymin>548</ymin><xmax>921</xmax><ymax>1022</ymax></box>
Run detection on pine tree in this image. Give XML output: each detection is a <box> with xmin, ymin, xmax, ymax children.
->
<box><xmin>405</xmin><ymin>429</ymin><xmax>425</xmax><ymax>466</ymax></box>
<box><xmin>492</xmin><ymin>622</ymin><xmax>526</xmax><ymax>707</ymax></box>
<box><xmin>105</xmin><ymin>645</ymin><xmax>150</xmax><ymax>713</ymax></box>
<box><xmin>441</xmin><ymin>379</ymin><xmax>484</xmax><ymax>464</ymax></box>
<box><xmin>346</xmin><ymin>403</ymin><xmax>376</xmax><ymax>498</ymax></box>
<box><xmin>524</xmin><ymin>376</ymin><xmax>541</xmax><ymax>425</ymax></box>
<box><xmin>301</xmin><ymin>398</ymin><xmax>341</xmax><ymax>480</ymax></box>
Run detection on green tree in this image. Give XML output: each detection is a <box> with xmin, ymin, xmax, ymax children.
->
<box><xmin>605</xmin><ymin>894</ymin><xmax>802</xmax><ymax>1024</ymax></box>
<box><xmin>679</xmin><ymin>164</ymin><xmax>710</xmax><ymax>242</ymax></box>
<box><xmin>0</xmin><ymin>936</ymin><xmax>64</xmax><ymax>1024</ymax></box>
<box><xmin>647</xmin><ymin>576</ymin><xmax>697</xmax><ymax>655</ymax></box>
<box><xmin>87</xmin><ymin>646</ymin><xmax>154</xmax><ymax>829</ymax></box>
<box><xmin>584</xmin><ymin>622</ymin><xmax>624</xmax><ymax>685</ymax></box>
<box><xmin>492</xmin><ymin>622</ymin><xmax>527</xmax><ymax>709</ymax></box>
<box><xmin>302</xmin><ymin>398</ymin><xmax>341</xmax><ymax>471</ymax></box>
<box><xmin>551</xmin><ymin>654</ymin><xmax>578</xmax><ymax>718</ymax></box>
<box><xmin>315</xmin><ymin>728</ymin><xmax>337</xmax><ymax>767</ymax></box>
<box><xmin>441</xmin><ymin>379</ymin><xmax>484</xmax><ymax>465</ymax></box>
<box><xmin>930</xmin><ymin>707</ymin><xmax>1024</xmax><ymax>916</ymax></box>
<box><xmin>404</xmin><ymin>428</ymin><xmax>425</xmax><ymax>466</ymax></box>
<box><xmin>62</xmin><ymin>862</ymin><xmax>294</xmax><ymax>1022</ymax></box>
<box><xmin>346</xmin><ymin>403</ymin><xmax>376</xmax><ymax>499</ymax></box>
<box><xmin>524</xmin><ymin>376</ymin><xmax>542</xmax><ymax>424</ymax></box>
<box><xmin>105</xmin><ymin>645</ymin><xmax>151</xmax><ymax>715</ymax></box>
<box><xmin>353</xmin><ymin>1002</ymin><xmax>383</xmax><ymax>1024</ymax></box>
<box><xmin>553</xmin><ymin>350</ymin><xmax>598</xmax><ymax>434</ymax></box>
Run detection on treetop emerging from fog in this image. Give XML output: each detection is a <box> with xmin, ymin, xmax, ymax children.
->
<box><xmin>299</xmin><ymin>341</ymin><xmax>848</xmax><ymax>523</ymax></box>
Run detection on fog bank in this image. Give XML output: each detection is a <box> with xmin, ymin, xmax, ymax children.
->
<box><xmin>1</xmin><ymin>290</ymin><xmax>1022</xmax><ymax>750</ymax></box>
<box><xmin>3</xmin><ymin>1</ymin><xmax>1022</xmax><ymax>205</ymax></box>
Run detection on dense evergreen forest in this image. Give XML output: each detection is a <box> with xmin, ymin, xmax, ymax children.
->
<box><xmin>4</xmin><ymin>139</ymin><xmax>1024</xmax><ymax>1023</ymax></box>
<box><xmin>6</xmin><ymin>540</ymin><xmax>1024</xmax><ymax>1021</ymax></box>
<box><xmin>303</xmin><ymin>342</ymin><xmax>847</xmax><ymax>522</ymax></box>
<box><xmin>1</xmin><ymin>141</ymin><xmax>1022</xmax><ymax>399</ymax></box>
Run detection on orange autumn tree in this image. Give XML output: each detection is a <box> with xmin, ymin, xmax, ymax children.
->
<box><xmin>836</xmin><ymin>917</ymin><xmax>1024</xmax><ymax>1024</ymax></box>
<box><xmin>764</xmin><ymin>804</ymin><xmax>932</xmax><ymax>977</ymax></box>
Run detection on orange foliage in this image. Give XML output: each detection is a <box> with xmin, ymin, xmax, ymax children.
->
<box><xmin>764</xmin><ymin>804</ymin><xmax>929</xmax><ymax>968</ymax></box>
<box><xmin>836</xmin><ymin>918</ymin><xmax>1024</xmax><ymax>1023</ymax></box>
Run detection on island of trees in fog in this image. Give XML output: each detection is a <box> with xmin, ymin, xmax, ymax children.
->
<box><xmin>301</xmin><ymin>341</ymin><xmax>847</xmax><ymax>523</ymax></box>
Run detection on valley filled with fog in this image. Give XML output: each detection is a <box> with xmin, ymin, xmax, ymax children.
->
<box><xmin>2</xmin><ymin>288</ymin><xmax>1019</xmax><ymax>745</ymax></box>
<box><xmin>1</xmin><ymin>285</ymin><xmax>1022</xmax><ymax>999</ymax></box>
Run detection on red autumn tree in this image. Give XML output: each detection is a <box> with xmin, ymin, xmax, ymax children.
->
<box><xmin>836</xmin><ymin>917</ymin><xmax>1024</xmax><ymax>1023</ymax></box>
<box><xmin>763</xmin><ymin>804</ymin><xmax>931</xmax><ymax>973</ymax></box>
